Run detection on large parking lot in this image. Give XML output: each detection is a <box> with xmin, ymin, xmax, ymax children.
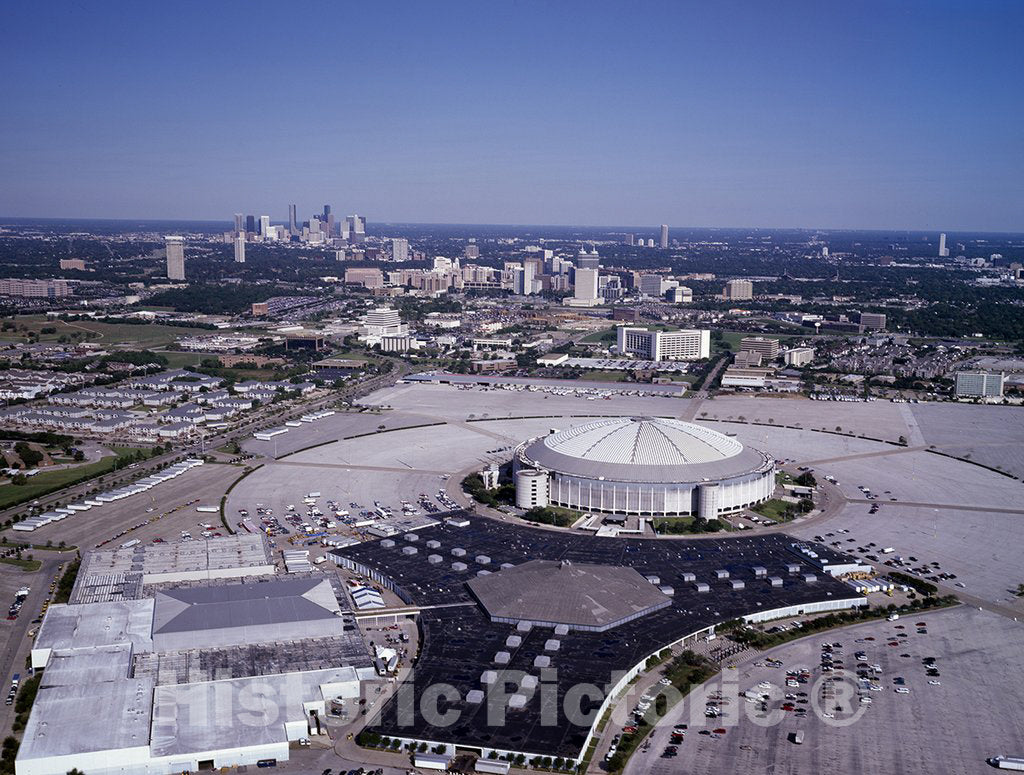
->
<box><xmin>627</xmin><ymin>605</ymin><xmax>1024</xmax><ymax>775</ymax></box>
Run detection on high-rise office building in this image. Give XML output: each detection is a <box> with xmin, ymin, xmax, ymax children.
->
<box><xmin>344</xmin><ymin>215</ymin><xmax>366</xmax><ymax>243</ymax></box>
<box><xmin>574</xmin><ymin>268</ymin><xmax>600</xmax><ymax>301</ymax></box>
<box><xmin>521</xmin><ymin>260</ymin><xmax>537</xmax><ymax>295</ymax></box>
<box><xmin>233</xmin><ymin>236</ymin><xmax>246</xmax><ymax>264</ymax></box>
<box><xmin>659</xmin><ymin>224</ymin><xmax>669</xmax><ymax>249</ymax></box>
<box><xmin>323</xmin><ymin>205</ymin><xmax>334</xmax><ymax>237</ymax></box>
<box><xmin>165</xmin><ymin>236</ymin><xmax>185</xmax><ymax>280</ymax></box>
<box><xmin>939</xmin><ymin>233</ymin><xmax>949</xmax><ymax>258</ymax></box>
<box><xmin>392</xmin><ymin>238</ymin><xmax>409</xmax><ymax>262</ymax></box>
<box><xmin>245</xmin><ymin>215</ymin><xmax>256</xmax><ymax>234</ymax></box>
<box><xmin>723</xmin><ymin>279</ymin><xmax>753</xmax><ymax>300</ymax></box>
<box><xmin>464</xmin><ymin>243</ymin><xmax>480</xmax><ymax>259</ymax></box>
<box><xmin>288</xmin><ymin>204</ymin><xmax>298</xmax><ymax>236</ymax></box>
<box><xmin>577</xmin><ymin>247</ymin><xmax>600</xmax><ymax>270</ymax></box>
<box><xmin>626</xmin><ymin>234</ymin><xmax>635</xmax><ymax>246</ymax></box>
<box><xmin>233</xmin><ymin>213</ymin><xmax>244</xmax><ymax>234</ymax></box>
<box><xmin>259</xmin><ymin>215</ymin><xmax>271</xmax><ymax>237</ymax></box>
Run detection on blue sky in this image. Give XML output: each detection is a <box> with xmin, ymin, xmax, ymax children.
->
<box><xmin>1</xmin><ymin>0</ymin><xmax>1022</xmax><ymax>230</ymax></box>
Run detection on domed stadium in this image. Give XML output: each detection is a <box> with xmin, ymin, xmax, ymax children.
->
<box><xmin>513</xmin><ymin>417</ymin><xmax>774</xmax><ymax>518</ymax></box>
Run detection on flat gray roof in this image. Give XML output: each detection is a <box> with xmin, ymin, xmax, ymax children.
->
<box><xmin>467</xmin><ymin>560</ymin><xmax>671</xmax><ymax>630</ymax></box>
<box><xmin>33</xmin><ymin>599</ymin><xmax>154</xmax><ymax>656</ymax></box>
<box><xmin>40</xmin><ymin>645</ymin><xmax>133</xmax><ymax>688</ymax></box>
<box><xmin>18</xmin><ymin>678</ymin><xmax>154</xmax><ymax>761</ymax></box>
<box><xmin>150</xmin><ymin>667</ymin><xmax>361</xmax><ymax>757</ymax></box>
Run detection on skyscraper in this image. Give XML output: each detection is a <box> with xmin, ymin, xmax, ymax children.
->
<box><xmin>323</xmin><ymin>205</ymin><xmax>334</xmax><ymax>237</ymax></box>
<box><xmin>234</xmin><ymin>236</ymin><xmax>246</xmax><ymax>264</ymax></box>
<box><xmin>233</xmin><ymin>213</ymin><xmax>244</xmax><ymax>233</ymax></box>
<box><xmin>939</xmin><ymin>233</ymin><xmax>949</xmax><ymax>257</ymax></box>
<box><xmin>574</xmin><ymin>268</ymin><xmax>599</xmax><ymax>301</ymax></box>
<box><xmin>245</xmin><ymin>215</ymin><xmax>255</xmax><ymax>234</ymax></box>
<box><xmin>259</xmin><ymin>215</ymin><xmax>271</xmax><ymax>237</ymax></box>
<box><xmin>288</xmin><ymin>204</ymin><xmax>297</xmax><ymax>236</ymax></box>
<box><xmin>344</xmin><ymin>215</ymin><xmax>366</xmax><ymax>244</ymax></box>
<box><xmin>165</xmin><ymin>236</ymin><xmax>185</xmax><ymax>280</ymax></box>
<box><xmin>659</xmin><ymin>224</ymin><xmax>669</xmax><ymax>249</ymax></box>
<box><xmin>391</xmin><ymin>238</ymin><xmax>409</xmax><ymax>262</ymax></box>
<box><xmin>577</xmin><ymin>247</ymin><xmax>600</xmax><ymax>270</ymax></box>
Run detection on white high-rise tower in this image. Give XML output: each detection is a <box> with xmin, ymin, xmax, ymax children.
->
<box><xmin>165</xmin><ymin>236</ymin><xmax>185</xmax><ymax>280</ymax></box>
<box><xmin>938</xmin><ymin>233</ymin><xmax>949</xmax><ymax>257</ymax></box>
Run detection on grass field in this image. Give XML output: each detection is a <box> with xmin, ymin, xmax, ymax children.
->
<box><xmin>751</xmin><ymin>497</ymin><xmax>796</xmax><ymax>521</ymax></box>
<box><xmin>0</xmin><ymin>315</ymin><xmax>211</xmax><ymax>348</ymax></box>
<box><xmin>158</xmin><ymin>350</ymin><xmax>217</xmax><ymax>369</ymax></box>
<box><xmin>0</xmin><ymin>447</ymin><xmax>148</xmax><ymax>510</ymax></box>
<box><xmin>0</xmin><ymin>557</ymin><xmax>41</xmax><ymax>572</ymax></box>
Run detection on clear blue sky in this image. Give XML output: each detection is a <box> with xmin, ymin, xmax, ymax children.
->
<box><xmin>2</xmin><ymin>0</ymin><xmax>1022</xmax><ymax>231</ymax></box>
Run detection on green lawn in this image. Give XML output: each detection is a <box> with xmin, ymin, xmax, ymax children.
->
<box><xmin>0</xmin><ymin>557</ymin><xmax>41</xmax><ymax>572</ymax></box>
<box><xmin>751</xmin><ymin>498</ymin><xmax>796</xmax><ymax>522</ymax></box>
<box><xmin>0</xmin><ymin>315</ymin><xmax>211</xmax><ymax>347</ymax></box>
<box><xmin>0</xmin><ymin>447</ymin><xmax>148</xmax><ymax>510</ymax></box>
<box><xmin>158</xmin><ymin>350</ymin><xmax>218</xmax><ymax>368</ymax></box>
<box><xmin>652</xmin><ymin>516</ymin><xmax>732</xmax><ymax>534</ymax></box>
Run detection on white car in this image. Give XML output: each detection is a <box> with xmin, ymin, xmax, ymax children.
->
<box><xmin>895</xmin><ymin>687</ymin><xmax>910</xmax><ymax>694</ymax></box>
<box><xmin>928</xmin><ymin>680</ymin><xmax>941</xmax><ymax>686</ymax></box>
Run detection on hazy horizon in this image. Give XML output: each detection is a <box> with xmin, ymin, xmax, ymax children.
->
<box><xmin>2</xmin><ymin>1</ymin><xmax>1022</xmax><ymax>231</ymax></box>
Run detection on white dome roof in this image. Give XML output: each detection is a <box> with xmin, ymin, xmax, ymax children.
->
<box><xmin>522</xmin><ymin>417</ymin><xmax>768</xmax><ymax>483</ymax></box>
<box><xmin>542</xmin><ymin>417</ymin><xmax>741</xmax><ymax>466</ymax></box>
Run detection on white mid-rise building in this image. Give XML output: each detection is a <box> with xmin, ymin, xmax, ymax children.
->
<box><xmin>360</xmin><ymin>307</ymin><xmax>409</xmax><ymax>345</ymax></box>
<box><xmin>616</xmin><ymin>326</ymin><xmax>710</xmax><ymax>361</ymax></box>
<box><xmin>784</xmin><ymin>347</ymin><xmax>815</xmax><ymax>367</ymax></box>
<box><xmin>954</xmin><ymin>371</ymin><xmax>1003</xmax><ymax>398</ymax></box>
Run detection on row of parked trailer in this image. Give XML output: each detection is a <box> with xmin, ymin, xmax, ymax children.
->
<box><xmin>13</xmin><ymin>458</ymin><xmax>205</xmax><ymax>532</ymax></box>
<box><xmin>256</xmin><ymin>409</ymin><xmax>337</xmax><ymax>440</ymax></box>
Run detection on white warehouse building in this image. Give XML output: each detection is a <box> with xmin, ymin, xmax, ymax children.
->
<box><xmin>513</xmin><ymin>417</ymin><xmax>774</xmax><ymax>519</ymax></box>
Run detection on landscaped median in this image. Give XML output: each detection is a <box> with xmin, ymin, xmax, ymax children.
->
<box><xmin>604</xmin><ymin>651</ymin><xmax>718</xmax><ymax>773</ymax></box>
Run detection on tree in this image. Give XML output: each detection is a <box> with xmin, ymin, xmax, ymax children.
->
<box><xmin>795</xmin><ymin>471</ymin><xmax>817</xmax><ymax>488</ymax></box>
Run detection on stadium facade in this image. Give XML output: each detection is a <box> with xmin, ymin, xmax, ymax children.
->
<box><xmin>513</xmin><ymin>417</ymin><xmax>774</xmax><ymax>518</ymax></box>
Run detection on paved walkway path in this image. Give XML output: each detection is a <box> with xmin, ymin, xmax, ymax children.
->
<box><xmin>798</xmin><ymin>445</ymin><xmax>926</xmax><ymax>466</ymax></box>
